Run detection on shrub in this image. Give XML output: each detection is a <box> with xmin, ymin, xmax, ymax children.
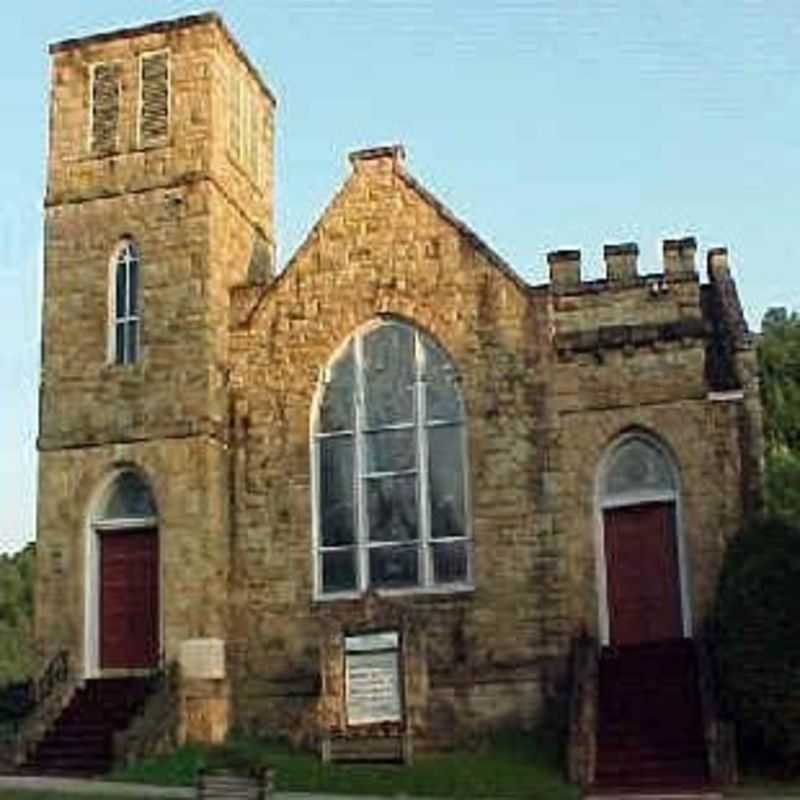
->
<box><xmin>713</xmin><ymin>515</ymin><xmax>800</xmax><ymax>775</ymax></box>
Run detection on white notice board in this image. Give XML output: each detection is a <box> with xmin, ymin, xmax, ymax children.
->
<box><xmin>345</xmin><ymin>632</ymin><xmax>402</xmax><ymax>725</ymax></box>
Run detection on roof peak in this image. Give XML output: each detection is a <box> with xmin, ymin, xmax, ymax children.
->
<box><xmin>349</xmin><ymin>144</ymin><xmax>406</xmax><ymax>167</ymax></box>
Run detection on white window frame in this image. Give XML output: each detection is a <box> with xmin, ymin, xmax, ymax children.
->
<box><xmin>109</xmin><ymin>239</ymin><xmax>141</xmax><ymax>365</ymax></box>
<box><xmin>311</xmin><ymin>320</ymin><xmax>473</xmax><ymax>600</ymax></box>
<box><xmin>137</xmin><ymin>49</ymin><xmax>171</xmax><ymax>149</ymax></box>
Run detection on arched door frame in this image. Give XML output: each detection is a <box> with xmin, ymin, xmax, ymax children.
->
<box><xmin>84</xmin><ymin>468</ymin><xmax>163</xmax><ymax>677</ymax></box>
<box><xmin>592</xmin><ymin>430</ymin><xmax>693</xmax><ymax>647</ymax></box>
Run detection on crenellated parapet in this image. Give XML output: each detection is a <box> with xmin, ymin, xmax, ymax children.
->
<box><xmin>548</xmin><ymin>236</ymin><xmax>700</xmax><ymax>293</ymax></box>
<box><xmin>547</xmin><ymin>238</ymin><xmax>747</xmax><ymax>385</ymax></box>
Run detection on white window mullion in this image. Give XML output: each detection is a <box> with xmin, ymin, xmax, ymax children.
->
<box><xmin>312</xmin><ymin>428</ymin><xmax>321</xmax><ymax>597</ymax></box>
<box><xmin>354</xmin><ymin>332</ymin><xmax>369</xmax><ymax>592</ymax></box>
<box><xmin>461</xmin><ymin>421</ymin><xmax>473</xmax><ymax>586</ymax></box>
<box><xmin>416</xmin><ymin>332</ymin><xmax>431</xmax><ymax>588</ymax></box>
<box><xmin>111</xmin><ymin>241</ymin><xmax>141</xmax><ymax>365</ymax></box>
<box><xmin>124</xmin><ymin>254</ymin><xmax>133</xmax><ymax>362</ymax></box>
<box><xmin>314</xmin><ymin>321</ymin><xmax>471</xmax><ymax>599</ymax></box>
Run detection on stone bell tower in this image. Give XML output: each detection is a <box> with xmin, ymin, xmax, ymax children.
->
<box><xmin>36</xmin><ymin>13</ymin><xmax>275</xmax><ymax>679</ymax></box>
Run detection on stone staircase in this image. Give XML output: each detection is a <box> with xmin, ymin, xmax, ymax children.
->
<box><xmin>592</xmin><ymin>639</ymin><xmax>709</xmax><ymax>792</ymax></box>
<box><xmin>21</xmin><ymin>677</ymin><xmax>155</xmax><ymax>775</ymax></box>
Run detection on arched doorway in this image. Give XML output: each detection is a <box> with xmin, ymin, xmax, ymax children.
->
<box><xmin>596</xmin><ymin>434</ymin><xmax>691</xmax><ymax>647</ymax></box>
<box><xmin>87</xmin><ymin>471</ymin><xmax>160</xmax><ymax>673</ymax></box>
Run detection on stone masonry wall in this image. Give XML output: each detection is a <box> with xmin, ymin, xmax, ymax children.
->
<box><xmin>40</xmin><ymin>185</ymin><xmax>213</xmax><ymax>447</ymax></box>
<box><xmin>550</xmin><ymin>248</ymin><xmax>748</xmax><ymax>642</ymax></box>
<box><xmin>47</xmin><ymin>15</ymin><xmax>273</xmax><ymax>241</ymax></box>
<box><xmin>37</xmin><ymin>15</ymin><xmax>274</xmax><ymax>671</ymax></box>
<box><xmin>36</xmin><ymin>11</ymin><xmax>760</xmax><ymax>754</ymax></box>
<box><xmin>228</xmin><ymin>148</ymin><xmax>566</xmax><ymax>746</ymax></box>
<box><xmin>227</xmin><ymin>151</ymin><xmax>757</xmax><ymax>747</ymax></box>
<box><xmin>35</xmin><ymin>436</ymin><xmax>229</xmax><ymax>673</ymax></box>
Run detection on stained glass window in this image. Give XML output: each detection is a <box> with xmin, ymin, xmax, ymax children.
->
<box><xmin>603</xmin><ymin>437</ymin><xmax>676</xmax><ymax>499</ymax></box>
<box><xmin>100</xmin><ymin>472</ymin><xmax>157</xmax><ymax>521</ymax></box>
<box><xmin>315</xmin><ymin>321</ymin><xmax>469</xmax><ymax>595</ymax></box>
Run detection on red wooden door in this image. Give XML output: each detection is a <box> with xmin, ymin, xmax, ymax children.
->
<box><xmin>100</xmin><ymin>529</ymin><xmax>159</xmax><ymax>669</ymax></box>
<box><xmin>604</xmin><ymin>502</ymin><xmax>682</xmax><ymax>646</ymax></box>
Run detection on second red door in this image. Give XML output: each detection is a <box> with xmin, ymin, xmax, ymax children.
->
<box><xmin>604</xmin><ymin>502</ymin><xmax>682</xmax><ymax>646</ymax></box>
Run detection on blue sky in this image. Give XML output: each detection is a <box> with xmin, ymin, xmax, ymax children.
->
<box><xmin>0</xmin><ymin>1</ymin><xmax>798</xmax><ymax>553</ymax></box>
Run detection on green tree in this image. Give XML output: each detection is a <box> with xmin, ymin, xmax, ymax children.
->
<box><xmin>760</xmin><ymin>307</ymin><xmax>800</xmax><ymax>453</ymax></box>
<box><xmin>714</xmin><ymin>516</ymin><xmax>800</xmax><ymax>775</ymax></box>
<box><xmin>0</xmin><ymin>543</ymin><xmax>36</xmax><ymax>684</ymax></box>
<box><xmin>759</xmin><ymin>308</ymin><xmax>800</xmax><ymax>519</ymax></box>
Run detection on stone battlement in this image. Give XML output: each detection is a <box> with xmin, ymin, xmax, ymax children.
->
<box><xmin>547</xmin><ymin>237</ymin><xmax>732</xmax><ymax>293</ymax></box>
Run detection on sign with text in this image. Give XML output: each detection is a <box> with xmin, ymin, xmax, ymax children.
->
<box><xmin>345</xmin><ymin>632</ymin><xmax>402</xmax><ymax>726</ymax></box>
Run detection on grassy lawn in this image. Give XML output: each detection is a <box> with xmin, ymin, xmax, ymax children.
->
<box><xmin>0</xmin><ymin>795</ymin><xmax>150</xmax><ymax>800</ymax></box>
<box><xmin>109</xmin><ymin>731</ymin><xmax>579</xmax><ymax>799</ymax></box>
<box><xmin>728</xmin><ymin>779</ymin><xmax>800</xmax><ymax>796</ymax></box>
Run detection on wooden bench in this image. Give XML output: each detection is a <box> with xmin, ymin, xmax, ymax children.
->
<box><xmin>196</xmin><ymin>767</ymin><xmax>274</xmax><ymax>800</ymax></box>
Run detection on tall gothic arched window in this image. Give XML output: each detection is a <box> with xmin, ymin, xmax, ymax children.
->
<box><xmin>111</xmin><ymin>239</ymin><xmax>140</xmax><ymax>364</ymax></box>
<box><xmin>313</xmin><ymin>320</ymin><xmax>471</xmax><ymax>596</ymax></box>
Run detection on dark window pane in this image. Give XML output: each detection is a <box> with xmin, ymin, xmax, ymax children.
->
<box><xmin>423</xmin><ymin>338</ymin><xmax>462</xmax><ymax>421</ymax></box>
<box><xmin>115</xmin><ymin>322</ymin><xmax>125</xmax><ymax>364</ymax></box>
<box><xmin>428</xmin><ymin>425</ymin><xmax>466</xmax><ymax>539</ymax></box>
<box><xmin>604</xmin><ymin>438</ymin><xmax>675</xmax><ymax>497</ymax></box>
<box><xmin>432</xmin><ymin>541</ymin><xmax>468</xmax><ymax>584</ymax></box>
<box><xmin>319</xmin><ymin>343</ymin><xmax>355</xmax><ymax>433</ymax></box>
<box><xmin>365</xmin><ymin>429</ymin><xmax>415</xmax><ymax>473</ymax></box>
<box><xmin>129</xmin><ymin>258</ymin><xmax>139</xmax><ymax>315</ymax></box>
<box><xmin>126</xmin><ymin>320</ymin><xmax>139</xmax><ymax>364</ymax></box>
<box><xmin>363</xmin><ymin>323</ymin><xmax>415</xmax><ymax>427</ymax></box>
<box><xmin>322</xmin><ymin>549</ymin><xmax>357</xmax><ymax>593</ymax></box>
<box><xmin>369</xmin><ymin>545</ymin><xmax>419</xmax><ymax>589</ymax></box>
<box><xmin>115</xmin><ymin>260</ymin><xmax>127</xmax><ymax>319</ymax></box>
<box><xmin>366</xmin><ymin>474</ymin><xmax>418</xmax><ymax>543</ymax></box>
<box><xmin>103</xmin><ymin>471</ymin><xmax>157</xmax><ymax>519</ymax></box>
<box><xmin>319</xmin><ymin>436</ymin><xmax>355</xmax><ymax>546</ymax></box>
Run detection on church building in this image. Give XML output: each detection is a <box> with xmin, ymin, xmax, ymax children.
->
<box><xmin>30</xmin><ymin>12</ymin><xmax>761</xmax><ymax>785</ymax></box>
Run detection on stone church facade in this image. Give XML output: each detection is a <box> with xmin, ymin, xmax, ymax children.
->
<box><xmin>34</xmin><ymin>12</ymin><xmax>762</xmax><ymax>765</ymax></box>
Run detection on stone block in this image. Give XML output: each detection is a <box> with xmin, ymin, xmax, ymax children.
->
<box><xmin>180</xmin><ymin>638</ymin><xmax>226</xmax><ymax>680</ymax></box>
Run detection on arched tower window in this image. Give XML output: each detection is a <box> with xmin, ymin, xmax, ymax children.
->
<box><xmin>111</xmin><ymin>239</ymin><xmax>140</xmax><ymax>365</ymax></box>
<box><xmin>313</xmin><ymin>319</ymin><xmax>470</xmax><ymax>597</ymax></box>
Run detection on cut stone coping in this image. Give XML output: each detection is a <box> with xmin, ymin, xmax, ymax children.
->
<box><xmin>1</xmin><ymin>777</ymin><xmax>793</xmax><ymax>800</ymax></box>
<box><xmin>0</xmin><ymin>776</ymin><xmax>191</xmax><ymax>798</ymax></box>
<box><xmin>0</xmin><ymin>775</ymin><xmax>427</xmax><ymax>800</ymax></box>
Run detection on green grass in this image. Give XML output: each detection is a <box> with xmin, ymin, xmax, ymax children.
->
<box><xmin>0</xmin><ymin>794</ymin><xmax>169</xmax><ymax>800</ymax></box>
<box><xmin>0</xmin><ymin>794</ymin><xmax>132</xmax><ymax>800</ymax></box>
<box><xmin>110</xmin><ymin>731</ymin><xmax>579</xmax><ymax>799</ymax></box>
<box><xmin>728</xmin><ymin>778</ymin><xmax>800</xmax><ymax>796</ymax></box>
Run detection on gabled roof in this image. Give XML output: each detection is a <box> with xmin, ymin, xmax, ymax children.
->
<box><xmin>233</xmin><ymin>144</ymin><xmax>530</xmax><ymax>329</ymax></box>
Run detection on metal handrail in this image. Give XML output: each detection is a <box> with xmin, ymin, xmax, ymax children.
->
<box><xmin>33</xmin><ymin>650</ymin><xmax>69</xmax><ymax>705</ymax></box>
